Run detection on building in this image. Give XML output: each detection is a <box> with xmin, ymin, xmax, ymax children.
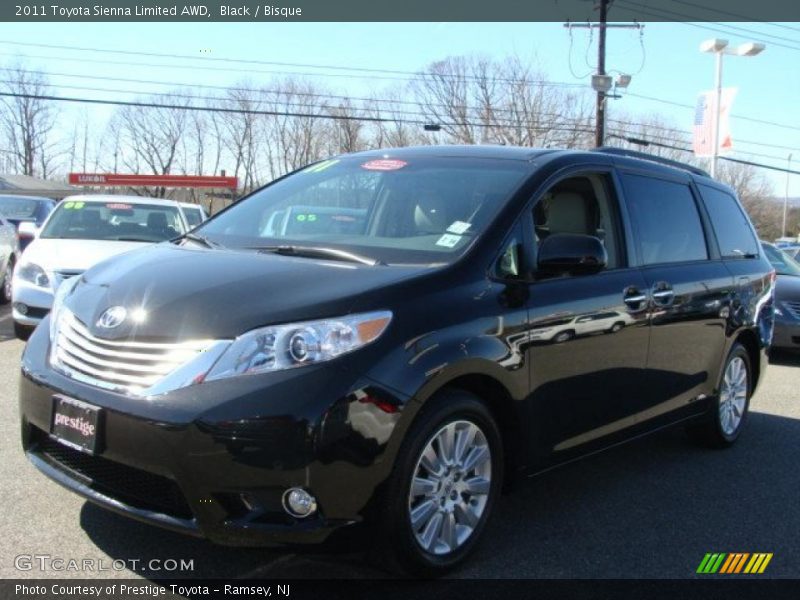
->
<box><xmin>0</xmin><ymin>174</ymin><xmax>77</xmax><ymax>200</ymax></box>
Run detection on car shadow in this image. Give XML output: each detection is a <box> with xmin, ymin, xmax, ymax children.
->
<box><xmin>769</xmin><ymin>349</ymin><xmax>800</xmax><ymax>367</ymax></box>
<box><xmin>0</xmin><ymin>305</ymin><xmax>19</xmax><ymax>343</ymax></box>
<box><xmin>80</xmin><ymin>410</ymin><xmax>800</xmax><ymax>579</ymax></box>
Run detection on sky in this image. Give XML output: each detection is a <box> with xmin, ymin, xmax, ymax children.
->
<box><xmin>1</xmin><ymin>21</ymin><xmax>798</xmax><ymax>195</ymax></box>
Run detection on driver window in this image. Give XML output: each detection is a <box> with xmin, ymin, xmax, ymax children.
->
<box><xmin>533</xmin><ymin>174</ymin><xmax>622</xmax><ymax>270</ymax></box>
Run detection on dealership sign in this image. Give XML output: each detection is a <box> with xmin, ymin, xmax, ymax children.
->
<box><xmin>68</xmin><ymin>173</ymin><xmax>238</xmax><ymax>189</ymax></box>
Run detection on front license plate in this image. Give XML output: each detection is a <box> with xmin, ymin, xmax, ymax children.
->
<box><xmin>50</xmin><ymin>395</ymin><xmax>102</xmax><ymax>455</ymax></box>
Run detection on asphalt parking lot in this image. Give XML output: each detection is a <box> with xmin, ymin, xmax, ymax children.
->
<box><xmin>1</xmin><ymin>303</ymin><xmax>798</xmax><ymax>580</ymax></box>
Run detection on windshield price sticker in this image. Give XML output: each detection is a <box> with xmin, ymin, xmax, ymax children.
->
<box><xmin>436</xmin><ymin>233</ymin><xmax>463</xmax><ymax>248</ymax></box>
<box><xmin>361</xmin><ymin>159</ymin><xmax>408</xmax><ymax>171</ymax></box>
<box><xmin>447</xmin><ymin>221</ymin><xmax>471</xmax><ymax>234</ymax></box>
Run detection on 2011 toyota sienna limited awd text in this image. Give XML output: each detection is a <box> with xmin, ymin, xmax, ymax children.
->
<box><xmin>19</xmin><ymin>146</ymin><xmax>775</xmax><ymax>575</ymax></box>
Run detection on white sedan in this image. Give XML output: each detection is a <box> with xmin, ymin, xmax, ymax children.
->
<box><xmin>12</xmin><ymin>194</ymin><xmax>189</xmax><ymax>339</ymax></box>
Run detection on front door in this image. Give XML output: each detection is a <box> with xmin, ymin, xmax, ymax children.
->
<box><xmin>524</xmin><ymin>171</ymin><xmax>652</xmax><ymax>465</ymax></box>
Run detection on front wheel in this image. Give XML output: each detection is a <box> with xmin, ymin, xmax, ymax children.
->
<box><xmin>687</xmin><ymin>343</ymin><xmax>751</xmax><ymax>448</ymax></box>
<box><xmin>14</xmin><ymin>321</ymin><xmax>33</xmax><ymax>341</ymax></box>
<box><xmin>376</xmin><ymin>389</ymin><xmax>503</xmax><ymax>576</ymax></box>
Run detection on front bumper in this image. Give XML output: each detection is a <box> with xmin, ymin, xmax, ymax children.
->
<box><xmin>19</xmin><ymin>322</ymin><xmax>408</xmax><ymax>546</ymax></box>
<box><xmin>12</xmin><ymin>278</ymin><xmax>53</xmax><ymax>326</ymax></box>
<box><xmin>772</xmin><ymin>317</ymin><xmax>800</xmax><ymax>350</ymax></box>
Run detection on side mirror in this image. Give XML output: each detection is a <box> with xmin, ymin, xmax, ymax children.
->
<box><xmin>537</xmin><ymin>233</ymin><xmax>607</xmax><ymax>276</ymax></box>
<box><xmin>17</xmin><ymin>221</ymin><xmax>40</xmax><ymax>239</ymax></box>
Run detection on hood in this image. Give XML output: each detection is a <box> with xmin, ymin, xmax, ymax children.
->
<box><xmin>67</xmin><ymin>243</ymin><xmax>427</xmax><ymax>341</ymax></box>
<box><xmin>775</xmin><ymin>273</ymin><xmax>800</xmax><ymax>302</ymax></box>
<box><xmin>21</xmin><ymin>238</ymin><xmax>148</xmax><ymax>273</ymax></box>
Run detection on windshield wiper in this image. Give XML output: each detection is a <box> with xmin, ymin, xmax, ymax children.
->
<box><xmin>250</xmin><ymin>244</ymin><xmax>384</xmax><ymax>266</ymax></box>
<box><xmin>176</xmin><ymin>232</ymin><xmax>223</xmax><ymax>249</ymax></box>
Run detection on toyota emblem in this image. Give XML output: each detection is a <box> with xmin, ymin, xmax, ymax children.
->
<box><xmin>96</xmin><ymin>306</ymin><xmax>127</xmax><ymax>329</ymax></box>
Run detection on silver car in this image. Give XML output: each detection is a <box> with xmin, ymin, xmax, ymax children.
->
<box><xmin>0</xmin><ymin>215</ymin><xmax>20</xmax><ymax>305</ymax></box>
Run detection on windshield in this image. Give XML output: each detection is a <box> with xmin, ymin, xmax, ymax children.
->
<box><xmin>41</xmin><ymin>200</ymin><xmax>185</xmax><ymax>242</ymax></box>
<box><xmin>183</xmin><ymin>206</ymin><xmax>204</xmax><ymax>227</ymax></box>
<box><xmin>197</xmin><ymin>156</ymin><xmax>529</xmax><ymax>264</ymax></box>
<box><xmin>0</xmin><ymin>197</ymin><xmax>39</xmax><ymax>219</ymax></box>
<box><xmin>762</xmin><ymin>242</ymin><xmax>800</xmax><ymax>277</ymax></box>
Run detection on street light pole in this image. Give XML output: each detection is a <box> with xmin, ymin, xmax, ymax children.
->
<box><xmin>711</xmin><ymin>50</ymin><xmax>723</xmax><ymax>178</ymax></box>
<box><xmin>784</xmin><ymin>153</ymin><xmax>793</xmax><ymax>238</ymax></box>
<box><xmin>700</xmin><ymin>39</ymin><xmax>764</xmax><ymax>179</ymax></box>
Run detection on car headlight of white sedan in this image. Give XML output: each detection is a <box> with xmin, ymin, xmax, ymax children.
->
<box><xmin>15</xmin><ymin>262</ymin><xmax>50</xmax><ymax>288</ymax></box>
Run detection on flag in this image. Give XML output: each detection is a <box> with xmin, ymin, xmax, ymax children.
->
<box><xmin>693</xmin><ymin>88</ymin><xmax>738</xmax><ymax>157</ymax></box>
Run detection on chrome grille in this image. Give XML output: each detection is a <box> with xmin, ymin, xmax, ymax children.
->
<box><xmin>52</xmin><ymin>270</ymin><xmax>83</xmax><ymax>291</ymax></box>
<box><xmin>52</xmin><ymin>310</ymin><xmax>215</xmax><ymax>393</ymax></box>
<box><xmin>784</xmin><ymin>301</ymin><xmax>800</xmax><ymax>320</ymax></box>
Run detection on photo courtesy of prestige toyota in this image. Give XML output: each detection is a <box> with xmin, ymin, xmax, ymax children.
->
<box><xmin>18</xmin><ymin>145</ymin><xmax>775</xmax><ymax>575</ymax></box>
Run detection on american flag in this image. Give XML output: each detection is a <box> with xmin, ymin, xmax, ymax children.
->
<box><xmin>693</xmin><ymin>89</ymin><xmax>737</xmax><ymax>158</ymax></box>
<box><xmin>693</xmin><ymin>92</ymin><xmax>713</xmax><ymax>157</ymax></box>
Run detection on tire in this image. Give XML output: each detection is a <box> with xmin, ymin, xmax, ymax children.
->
<box><xmin>687</xmin><ymin>343</ymin><xmax>751</xmax><ymax>448</ymax></box>
<box><xmin>0</xmin><ymin>258</ymin><xmax>13</xmax><ymax>305</ymax></box>
<box><xmin>553</xmin><ymin>330</ymin><xmax>575</xmax><ymax>343</ymax></box>
<box><xmin>609</xmin><ymin>322</ymin><xmax>624</xmax><ymax>333</ymax></box>
<box><xmin>374</xmin><ymin>389</ymin><xmax>503</xmax><ymax>576</ymax></box>
<box><xmin>14</xmin><ymin>321</ymin><xmax>33</xmax><ymax>341</ymax></box>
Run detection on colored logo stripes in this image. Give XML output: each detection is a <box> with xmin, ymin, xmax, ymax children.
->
<box><xmin>697</xmin><ymin>553</ymin><xmax>773</xmax><ymax>574</ymax></box>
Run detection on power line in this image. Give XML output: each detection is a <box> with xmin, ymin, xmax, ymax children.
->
<box><xmin>0</xmin><ymin>46</ymin><xmax>586</xmax><ymax>89</ymax></box>
<box><xmin>0</xmin><ymin>66</ymin><xmax>592</xmax><ymax>122</ymax></box>
<box><xmin>4</xmin><ymin>42</ymin><xmax>800</xmax><ymax>134</ymax></box>
<box><xmin>5</xmin><ymin>68</ymin><xmax>799</xmax><ymax>157</ymax></box>
<box><xmin>614</xmin><ymin>1</ymin><xmax>800</xmax><ymax>52</ymax></box>
<box><xmin>669</xmin><ymin>1</ymin><xmax>800</xmax><ymax>34</ymax></box>
<box><xmin>607</xmin><ymin>133</ymin><xmax>800</xmax><ymax>176</ymax></box>
<box><xmin>0</xmin><ymin>90</ymin><xmax>600</xmax><ymax>136</ymax></box>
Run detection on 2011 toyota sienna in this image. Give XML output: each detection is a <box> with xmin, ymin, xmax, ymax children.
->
<box><xmin>19</xmin><ymin>146</ymin><xmax>775</xmax><ymax>575</ymax></box>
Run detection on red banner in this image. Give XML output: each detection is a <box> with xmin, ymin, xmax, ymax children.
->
<box><xmin>68</xmin><ymin>173</ymin><xmax>238</xmax><ymax>189</ymax></box>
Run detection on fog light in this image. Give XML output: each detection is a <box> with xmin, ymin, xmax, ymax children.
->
<box><xmin>14</xmin><ymin>303</ymin><xmax>28</xmax><ymax>315</ymax></box>
<box><xmin>282</xmin><ymin>487</ymin><xmax>317</xmax><ymax>518</ymax></box>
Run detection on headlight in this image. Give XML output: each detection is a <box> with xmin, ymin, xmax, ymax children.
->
<box><xmin>16</xmin><ymin>263</ymin><xmax>50</xmax><ymax>288</ymax></box>
<box><xmin>49</xmin><ymin>276</ymin><xmax>80</xmax><ymax>342</ymax></box>
<box><xmin>204</xmin><ymin>311</ymin><xmax>392</xmax><ymax>381</ymax></box>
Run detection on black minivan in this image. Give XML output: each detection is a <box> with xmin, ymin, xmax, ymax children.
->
<box><xmin>20</xmin><ymin>146</ymin><xmax>774</xmax><ymax>575</ymax></box>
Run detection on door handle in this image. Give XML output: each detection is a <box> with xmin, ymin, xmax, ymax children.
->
<box><xmin>651</xmin><ymin>283</ymin><xmax>675</xmax><ymax>305</ymax></box>
<box><xmin>623</xmin><ymin>287</ymin><xmax>647</xmax><ymax>310</ymax></box>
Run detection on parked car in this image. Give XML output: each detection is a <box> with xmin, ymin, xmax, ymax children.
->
<box><xmin>761</xmin><ymin>241</ymin><xmax>800</xmax><ymax>351</ymax></box>
<box><xmin>0</xmin><ymin>195</ymin><xmax>56</xmax><ymax>251</ymax></box>
<box><xmin>20</xmin><ymin>146</ymin><xmax>774</xmax><ymax>575</ymax></box>
<box><xmin>179</xmin><ymin>202</ymin><xmax>208</xmax><ymax>229</ymax></box>
<box><xmin>11</xmin><ymin>195</ymin><xmax>188</xmax><ymax>339</ymax></box>
<box><xmin>0</xmin><ymin>215</ymin><xmax>20</xmax><ymax>304</ymax></box>
<box><xmin>781</xmin><ymin>245</ymin><xmax>800</xmax><ymax>261</ymax></box>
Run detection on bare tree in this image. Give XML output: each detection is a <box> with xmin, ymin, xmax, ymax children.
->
<box><xmin>115</xmin><ymin>92</ymin><xmax>190</xmax><ymax>197</ymax></box>
<box><xmin>261</xmin><ymin>78</ymin><xmax>332</xmax><ymax>180</ymax></box>
<box><xmin>0</xmin><ymin>63</ymin><xmax>58</xmax><ymax>176</ymax></box>
<box><xmin>328</xmin><ymin>98</ymin><xmax>366</xmax><ymax>154</ymax></box>
<box><xmin>217</xmin><ymin>85</ymin><xmax>261</xmax><ymax>193</ymax></box>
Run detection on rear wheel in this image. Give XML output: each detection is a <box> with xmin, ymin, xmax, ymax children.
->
<box><xmin>375</xmin><ymin>389</ymin><xmax>503</xmax><ymax>576</ymax></box>
<box><xmin>553</xmin><ymin>330</ymin><xmax>575</xmax><ymax>343</ymax></box>
<box><xmin>687</xmin><ymin>343</ymin><xmax>751</xmax><ymax>448</ymax></box>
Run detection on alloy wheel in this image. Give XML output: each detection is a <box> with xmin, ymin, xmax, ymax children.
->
<box><xmin>719</xmin><ymin>356</ymin><xmax>747</xmax><ymax>436</ymax></box>
<box><xmin>407</xmin><ymin>420</ymin><xmax>492</xmax><ymax>556</ymax></box>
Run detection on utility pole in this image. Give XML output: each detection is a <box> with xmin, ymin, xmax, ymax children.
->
<box><xmin>564</xmin><ymin>3</ymin><xmax>641</xmax><ymax>148</ymax></box>
<box><xmin>784</xmin><ymin>153</ymin><xmax>793</xmax><ymax>238</ymax></box>
<box><xmin>595</xmin><ymin>0</ymin><xmax>608</xmax><ymax>148</ymax></box>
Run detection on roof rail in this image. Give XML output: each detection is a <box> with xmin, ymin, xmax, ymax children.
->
<box><xmin>592</xmin><ymin>146</ymin><xmax>710</xmax><ymax>178</ymax></box>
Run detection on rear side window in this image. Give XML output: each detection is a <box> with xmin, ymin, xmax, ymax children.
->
<box><xmin>698</xmin><ymin>185</ymin><xmax>759</xmax><ymax>258</ymax></box>
<box><xmin>621</xmin><ymin>174</ymin><xmax>708</xmax><ymax>265</ymax></box>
